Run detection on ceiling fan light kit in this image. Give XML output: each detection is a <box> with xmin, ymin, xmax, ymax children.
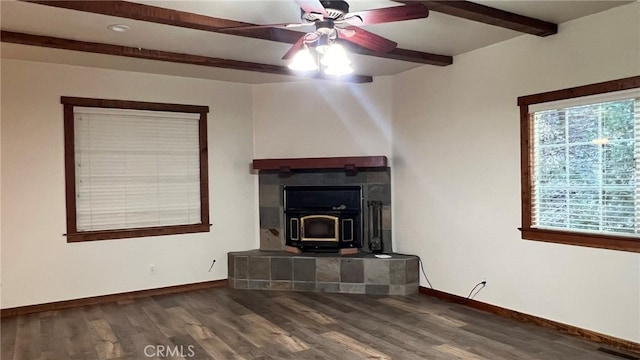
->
<box><xmin>288</xmin><ymin>35</ymin><xmax>353</xmax><ymax>76</ymax></box>
<box><xmin>287</xmin><ymin>44</ymin><xmax>353</xmax><ymax>76</ymax></box>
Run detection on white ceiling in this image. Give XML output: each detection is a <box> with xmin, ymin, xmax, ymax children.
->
<box><xmin>0</xmin><ymin>0</ymin><xmax>633</xmax><ymax>84</ymax></box>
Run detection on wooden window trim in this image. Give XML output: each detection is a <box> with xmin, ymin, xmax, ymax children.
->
<box><xmin>61</xmin><ymin>97</ymin><xmax>211</xmax><ymax>242</ymax></box>
<box><xmin>517</xmin><ymin>76</ymin><xmax>640</xmax><ymax>253</ymax></box>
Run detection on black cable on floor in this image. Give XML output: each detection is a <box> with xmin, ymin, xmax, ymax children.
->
<box><xmin>466</xmin><ymin>281</ymin><xmax>486</xmax><ymax>299</ymax></box>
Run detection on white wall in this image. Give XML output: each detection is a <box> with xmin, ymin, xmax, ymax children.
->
<box><xmin>252</xmin><ymin>77</ymin><xmax>393</xmax><ymax>159</ymax></box>
<box><xmin>0</xmin><ymin>59</ymin><xmax>257</xmax><ymax>308</ymax></box>
<box><xmin>392</xmin><ymin>3</ymin><xmax>640</xmax><ymax>342</ymax></box>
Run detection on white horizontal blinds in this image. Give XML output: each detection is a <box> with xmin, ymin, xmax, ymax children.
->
<box><xmin>532</xmin><ymin>93</ymin><xmax>639</xmax><ymax>236</ymax></box>
<box><xmin>74</xmin><ymin>107</ymin><xmax>201</xmax><ymax>231</ymax></box>
<box><xmin>635</xmin><ymin>99</ymin><xmax>640</xmax><ymax>235</ymax></box>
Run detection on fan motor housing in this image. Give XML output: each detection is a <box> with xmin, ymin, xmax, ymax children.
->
<box><xmin>302</xmin><ymin>0</ymin><xmax>350</xmax><ymax>21</ymax></box>
<box><xmin>315</xmin><ymin>19</ymin><xmax>335</xmax><ymax>32</ymax></box>
<box><xmin>321</xmin><ymin>0</ymin><xmax>349</xmax><ymax>15</ymax></box>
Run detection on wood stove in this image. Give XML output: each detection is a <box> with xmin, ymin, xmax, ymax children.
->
<box><xmin>284</xmin><ymin>185</ymin><xmax>362</xmax><ymax>252</ymax></box>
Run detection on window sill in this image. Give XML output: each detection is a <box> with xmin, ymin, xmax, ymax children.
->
<box><xmin>66</xmin><ymin>224</ymin><xmax>211</xmax><ymax>242</ymax></box>
<box><xmin>520</xmin><ymin>228</ymin><xmax>640</xmax><ymax>253</ymax></box>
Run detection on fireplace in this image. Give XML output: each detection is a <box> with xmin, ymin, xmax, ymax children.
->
<box><xmin>285</xmin><ymin>186</ymin><xmax>361</xmax><ymax>252</ymax></box>
<box><xmin>254</xmin><ymin>156</ymin><xmax>392</xmax><ymax>253</ymax></box>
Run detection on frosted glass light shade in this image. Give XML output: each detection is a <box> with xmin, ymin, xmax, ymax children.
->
<box><xmin>325</xmin><ymin>64</ymin><xmax>354</xmax><ymax>76</ymax></box>
<box><xmin>288</xmin><ymin>47</ymin><xmax>318</xmax><ymax>72</ymax></box>
<box><xmin>320</xmin><ymin>44</ymin><xmax>351</xmax><ymax>67</ymax></box>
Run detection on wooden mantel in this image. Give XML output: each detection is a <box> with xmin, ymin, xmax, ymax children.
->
<box><xmin>252</xmin><ymin>156</ymin><xmax>387</xmax><ymax>172</ymax></box>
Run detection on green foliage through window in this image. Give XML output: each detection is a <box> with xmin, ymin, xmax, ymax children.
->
<box><xmin>532</xmin><ymin>99</ymin><xmax>638</xmax><ymax>235</ymax></box>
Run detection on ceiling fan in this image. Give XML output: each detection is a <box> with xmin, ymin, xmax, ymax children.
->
<box><xmin>222</xmin><ymin>0</ymin><xmax>429</xmax><ymax>75</ymax></box>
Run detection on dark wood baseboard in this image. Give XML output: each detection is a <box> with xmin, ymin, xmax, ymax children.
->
<box><xmin>419</xmin><ymin>286</ymin><xmax>640</xmax><ymax>354</ymax></box>
<box><xmin>1</xmin><ymin>279</ymin><xmax>228</xmax><ymax>318</ymax></box>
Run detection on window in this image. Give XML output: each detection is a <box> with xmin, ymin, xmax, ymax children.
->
<box><xmin>518</xmin><ymin>76</ymin><xmax>640</xmax><ymax>253</ymax></box>
<box><xmin>62</xmin><ymin>97</ymin><xmax>210</xmax><ymax>242</ymax></box>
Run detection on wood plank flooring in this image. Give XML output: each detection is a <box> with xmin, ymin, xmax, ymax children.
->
<box><xmin>1</xmin><ymin>287</ymin><xmax>631</xmax><ymax>360</ymax></box>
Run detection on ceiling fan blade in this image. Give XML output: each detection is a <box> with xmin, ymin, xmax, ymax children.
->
<box><xmin>346</xmin><ymin>3</ymin><xmax>429</xmax><ymax>25</ymax></box>
<box><xmin>282</xmin><ymin>36</ymin><xmax>306</xmax><ymax>60</ymax></box>
<box><xmin>219</xmin><ymin>23</ymin><xmax>293</xmax><ymax>31</ymax></box>
<box><xmin>220</xmin><ymin>22</ymin><xmax>310</xmax><ymax>31</ymax></box>
<box><xmin>295</xmin><ymin>0</ymin><xmax>328</xmax><ymax>17</ymax></box>
<box><xmin>340</xmin><ymin>26</ymin><xmax>397</xmax><ymax>53</ymax></box>
<box><xmin>337</xmin><ymin>28</ymin><xmax>356</xmax><ymax>38</ymax></box>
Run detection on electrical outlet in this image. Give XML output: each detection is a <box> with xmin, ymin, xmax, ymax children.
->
<box><xmin>150</xmin><ymin>264</ymin><xmax>156</xmax><ymax>275</ymax></box>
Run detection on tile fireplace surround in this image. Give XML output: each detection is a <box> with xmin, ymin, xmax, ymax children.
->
<box><xmin>228</xmin><ymin>250</ymin><xmax>419</xmax><ymax>295</ymax></box>
<box><xmin>254</xmin><ymin>156</ymin><xmax>392</xmax><ymax>253</ymax></box>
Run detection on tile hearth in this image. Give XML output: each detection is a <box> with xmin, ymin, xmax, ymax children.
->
<box><xmin>228</xmin><ymin>250</ymin><xmax>419</xmax><ymax>295</ymax></box>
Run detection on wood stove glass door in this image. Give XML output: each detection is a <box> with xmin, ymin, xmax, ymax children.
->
<box><xmin>300</xmin><ymin>215</ymin><xmax>339</xmax><ymax>242</ymax></box>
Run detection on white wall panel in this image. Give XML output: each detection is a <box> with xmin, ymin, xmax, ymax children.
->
<box><xmin>252</xmin><ymin>77</ymin><xmax>393</xmax><ymax>159</ymax></box>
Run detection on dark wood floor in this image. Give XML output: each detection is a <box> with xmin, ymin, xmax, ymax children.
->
<box><xmin>1</xmin><ymin>287</ymin><xmax>630</xmax><ymax>360</ymax></box>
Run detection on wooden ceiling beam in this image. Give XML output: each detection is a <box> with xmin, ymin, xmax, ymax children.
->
<box><xmin>394</xmin><ymin>1</ymin><xmax>557</xmax><ymax>36</ymax></box>
<box><xmin>24</xmin><ymin>0</ymin><xmax>453</xmax><ymax>66</ymax></box>
<box><xmin>0</xmin><ymin>31</ymin><xmax>373</xmax><ymax>83</ymax></box>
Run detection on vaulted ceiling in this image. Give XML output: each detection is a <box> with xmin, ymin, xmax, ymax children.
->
<box><xmin>0</xmin><ymin>0</ymin><xmax>632</xmax><ymax>84</ymax></box>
